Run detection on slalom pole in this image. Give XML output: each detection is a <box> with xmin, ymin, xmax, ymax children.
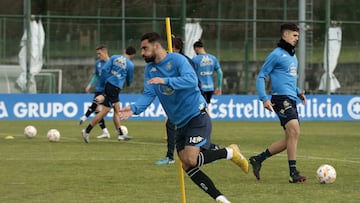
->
<box><xmin>165</xmin><ymin>17</ymin><xmax>186</xmax><ymax>203</ymax></box>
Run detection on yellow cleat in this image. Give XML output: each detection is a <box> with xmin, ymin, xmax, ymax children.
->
<box><xmin>228</xmin><ymin>144</ymin><xmax>249</xmax><ymax>174</ymax></box>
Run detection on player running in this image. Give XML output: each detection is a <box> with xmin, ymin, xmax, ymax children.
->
<box><xmin>249</xmin><ymin>23</ymin><xmax>307</xmax><ymax>183</ymax></box>
<box><xmin>81</xmin><ymin>46</ymin><xmax>136</xmax><ymax>143</ymax></box>
<box><xmin>119</xmin><ymin>32</ymin><xmax>248</xmax><ymax>203</ymax></box>
<box><xmin>79</xmin><ymin>45</ymin><xmax>111</xmax><ymax>139</ymax></box>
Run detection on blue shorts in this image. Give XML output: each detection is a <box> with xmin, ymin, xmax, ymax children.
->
<box><xmin>175</xmin><ymin>111</ymin><xmax>212</xmax><ymax>152</ymax></box>
<box><xmin>103</xmin><ymin>83</ymin><xmax>120</xmax><ymax>108</ymax></box>
<box><xmin>271</xmin><ymin>95</ymin><xmax>299</xmax><ymax>129</ymax></box>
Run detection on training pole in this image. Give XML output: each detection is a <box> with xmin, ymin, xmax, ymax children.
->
<box><xmin>165</xmin><ymin>17</ymin><xmax>186</xmax><ymax>203</ymax></box>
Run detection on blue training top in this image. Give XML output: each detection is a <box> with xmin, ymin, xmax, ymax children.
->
<box><xmin>256</xmin><ymin>47</ymin><xmax>301</xmax><ymax>102</ymax></box>
<box><xmin>102</xmin><ymin>54</ymin><xmax>134</xmax><ymax>89</ymax></box>
<box><xmin>87</xmin><ymin>59</ymin><xmax>107</xmax><ymax>93</ymax></box>
<box><xmin>192</xmin><ymin>53</ymin><xmax>222</xmax><ymax>92</ymax></box>
<box><xmin>130</xmin><ymin>53</ymin><xmax>207</xmax><ymax>128</ymax></box>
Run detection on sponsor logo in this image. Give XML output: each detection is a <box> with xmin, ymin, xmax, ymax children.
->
<box><xmin>189</xmin><ymin>136</ymin><xmax>204</xmax><ymax>144</ymax></box>
<box><xmin>347</xmin><ymin>97</ymin><xmax>360</xmax><ymax>120</ymax></box>
<box><xmin>200</xmin><ymin>56</ymin><xmax>214</xmax><ymax>67</ymax></box>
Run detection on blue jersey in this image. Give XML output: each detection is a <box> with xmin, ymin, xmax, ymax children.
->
<box><xmin>87</xmin><ymin>59</ymin><xmax>107</xmax><ymax>93</ymax></box>
<box><xmin>130</xmin><ymin>53</ymin><xmax>207</xmax><ymax>128</ymax></box>
<box><xmin>94</xmin><ymin>59</ymin><xmax>107</xmax><ymax>92</ymax></box>
<box><xmin>102</xmin><ymin>55</ymin><xmax>134</xmax><ymax>89</ymax></box>
<box><xmin>192</xmin><ymin>53</ymin><xmax>221</xmax><ymax>92</ymax></box>
<box><xmin>256</xmin><ymin>47</ymin><xmax>301</xmax><ymax>102</ymax></box>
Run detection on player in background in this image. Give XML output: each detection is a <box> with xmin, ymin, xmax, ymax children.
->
<box><xmin>79</xmin><ymin>45</ymin><xmax>111</xmax><ymax>139</ymax></box>
<box><xmin>81</xmin><ymin>46</ymin><xmax>136</xmax><ymax>143</ymax></box>
<box><xmin>119</xmin><ymin>32</ymin><xmax>248</xmax><ymax>203</ymax></box>
<box><xmin>249</xmin><ymin>23</ymin><xmax>307</xmax><ymax>183</ymax></box>
<box><xmin>155</xmin><ymin>36</ymin><xmax>219</xmax><ymax>166</ymax></box>
<box><xmin>192</xmin><ymin>40</ymin><xmax>223</xmax><ymax>104</ymax></box>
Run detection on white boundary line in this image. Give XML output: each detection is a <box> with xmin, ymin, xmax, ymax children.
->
<box><xmin>1</xmin><ymin>133</ymin><xmax>360</xmax><ymax>164</ymax></box>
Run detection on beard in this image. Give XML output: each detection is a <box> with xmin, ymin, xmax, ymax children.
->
<box><xmin>143</xmin><ymin>55</ymin><xmax>156</xmax><ymax>63</ymax></box>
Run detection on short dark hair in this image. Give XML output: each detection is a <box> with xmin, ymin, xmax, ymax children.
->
<box><xmin>280</xmin><ymin>23</ymin><xmax>299</xmax><ymax>33</ymax></box>
<box><xmin>96</xmin><ymin>44</ymin><xmax>107</xmax><ymax>50</ymax></box>
<box><xmin>172</xmin><ymin>37</ymin><xmax>184</xmax><ymax>53</ymax></box>
<box><xmin>125</xmin><ymin>46</ymin><xmax>136</xmax><ymax>55</ymax></box>
<box><xmin>140</xmin><ymin>32</ymin><xmax>162</xmax><ymax>43</ymax></box>
<box><xmin>193</xmin><ymin>40</ymin><xmax>204</xmax><ymax>48</ymax></box>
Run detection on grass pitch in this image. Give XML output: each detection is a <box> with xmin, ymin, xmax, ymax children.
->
<box><xmin>0</xmin><ymin>120</ymin><xmax>359</xmax><ymax>203</ymax></box>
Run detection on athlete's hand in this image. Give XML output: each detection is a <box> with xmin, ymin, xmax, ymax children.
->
<box><xmin>214</xmin><ymin>88</ymin><xmax>222</xmax><ymax>95</ymax></box>
<box><xmin>85</xmin><ymin>85</ymin><xmax>91</xmax><ymax>93</ymax></box>
<box><xmin>298</xmin><ymin>91</ymin><xmax>306</xmax><ymax>104</ymax></box>
<box><xmin>263</xmin><ymin>100</ymin><xmax>275</xmax><ymax>112</ymax></box>
<box><xmin>119</xmin><ymin>106</ymin><xmax>134</xmax><ymax>120</ymax></box>
<box><xmin>148</xmin><ymin>77</ymin><xmax>165</xmax><ymax>85</ymax></box>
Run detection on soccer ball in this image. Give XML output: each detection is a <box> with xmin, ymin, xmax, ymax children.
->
<box><xmin>316</xmin><ymin>164</ymin><xmax>336</xmax><ymax>184</ymax></box>
<box><xmin>24</xmin><ymin>125</ymin><xmax>37</xmax><ymax>138</ymax></box>
<box><xmin>120</xmin><ymin>125</ymin><xmax>128</xmax><ymax>135</ymax></box>
<box><xmin>47</xmin><ymin>129</ymin><xmax>61</xmax><ymax>142</ymax></box>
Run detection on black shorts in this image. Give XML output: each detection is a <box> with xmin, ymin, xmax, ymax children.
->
<box><xmin>271</xmin><ymin>95</ymin><xmax>299</xmax><ymax>128</ymax></box>
<box><xmin>176</xmin><ymin>111</ymin><xmax>212</xmax><ymax>152</ymax></box>
<box><xmin>202</xmin><ymin>91</ymin><xmax>214</xmax><ymax>104</ymax></box>
<box><xmin>103</xmin><ymin>83</ymin><xmax>121</xmax><ymax>108</ymax></box>
<box><xmin>93</xmin><ymin>92</ymin><xmax>103</xmax><ymax>98</ymax></box>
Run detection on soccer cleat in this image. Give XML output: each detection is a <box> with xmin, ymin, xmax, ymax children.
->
<box><xmin>216</xmin><ymin>195</ymin><xmax>231</xmax><ymax>203</ymax></box>
<box><xmin>97</xmin><ymin>133</ymin><xmax>111</xmax><ymax>139</ymax></box>
<box><xmin>79</xmin><ymin>116</ymin><xmax>87</xmax><ymax>125</ymax></box>
<box><xmin>289</xmin><ymin>170</ymin><xmax>307</xmax><ymax>183</ymax></box>
<box><xmin>249</xmin><ymin>156</ymin><xmax>262</xmax><ymax>180</ymax></box>
<box><xmin>117</xmin><ymin>134</ymin><xmax>132</xmax><ymax>141</ymax></box>
<box><xmin>154</xmin><ymin>157</ymin><xmax>175</xmax><ymax>165</ymax></box>
<box><xmin>81</xmin><ymin>129</ymin><xmax>89</xmax><ymax>143</ymax></box>
<box><xmin>228</xmin><ymin>144</ymin><xmax>249</xmax><ymax>174</ymax></box>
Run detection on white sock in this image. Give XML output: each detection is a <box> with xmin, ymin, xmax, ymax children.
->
<box><xmin>102</xmin><ymin>128</ymin><xmax>109</xmax><ymax>134</ymax></box>
<box><xmin>215</xmin><ymin>195</ymin><xmax>231</xmax><ymax>203</ymax></box>
<box><xmin>225</xmin><ymin>148</ymin><xmax>233</xmax><ymax>160</ymax></box>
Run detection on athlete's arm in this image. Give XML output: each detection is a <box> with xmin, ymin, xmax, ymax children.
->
<box><xmin>127</xmin><ymin>68</ymin><xmax>157</xmax><ymax>115</ymax></box>
<box><xmin>214</xmin><ymin>68</ymin><xmax>223</xmax><ymax>95</ymax></box>
<box><xmin>164</xmin><ymin>59</ymin><xmax>198</xmax><ymax>89</ymax></box>
<box><xmin>85</xmin><ymin>74</ymin><xmax>98</xmax><ymax>93</ymax></box>
<box><xmin>256</xmin><ymin>53</ymin><xmax>277</xmax><ymax>102</ymax></box>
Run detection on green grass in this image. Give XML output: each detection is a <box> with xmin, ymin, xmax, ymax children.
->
<box><xmin>0</xmin><ymin>120</ymin><xmax>359</xmax><ymax>203</ymax></box>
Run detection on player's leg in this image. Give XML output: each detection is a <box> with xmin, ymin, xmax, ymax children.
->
<box><xmin>81</xmin><ymin>105</ymin><xmax>111</xmax><ymax>143</ymax></box>
<box><xmin>81</xmin><ymin>85</ymin><xmax>112</xmax><ymax>143</ymax></box>
<box><xmin>249</xmin><ymin>95</ymin><xmax>286</xmax><ymax>179</ymax></box>
<box><xmin>285</xmin><ymin>119</ymin><xmax>306</xmax><ymax>183</ymax></box>
<box><xmin>79</xmin><ymin>94</ymin><xmax>104</xmax><ymax>125</ymax></box>
<box><xmin>281</xmin><ymin>99</ymin><xmax>306</xmax><ymax>183</ymax></box>
<box><xmin>96</xmin><ymin>98</ymin><xmax>111</xmax><ymax>138</ymax></box>
<box><xmin>112</xmin><ymin>101</ymin><xmax>131</xmax><ymax>141</ymax></box>
<box><xmin>155</xmin><ymin>119</ymin><xmax>176</xmax><ymax>165</ymax></box>
<box><xmin>177</xmin><ymin>111</ymin><xmax>247</xmax><ymax>202</ymax></box>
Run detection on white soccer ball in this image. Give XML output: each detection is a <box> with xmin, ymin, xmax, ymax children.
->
<box><xmin>24</xmin><ymin>125</ymin><xmax>37</xmax><ymax>138</ymax></box>
<box><xmin>316</xmin><ymin>164</ymin><xmax>336</xmax><ymax>184</ymax></box>
<box><xmin>120</xmin><ymin>125</ymin><xmax>128</xmax><ymax>135</ymax></box>
<box><xmin>47</xmin><ymin>129</ymin><xmax>61</xmax><ymax>142</ymax></box>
